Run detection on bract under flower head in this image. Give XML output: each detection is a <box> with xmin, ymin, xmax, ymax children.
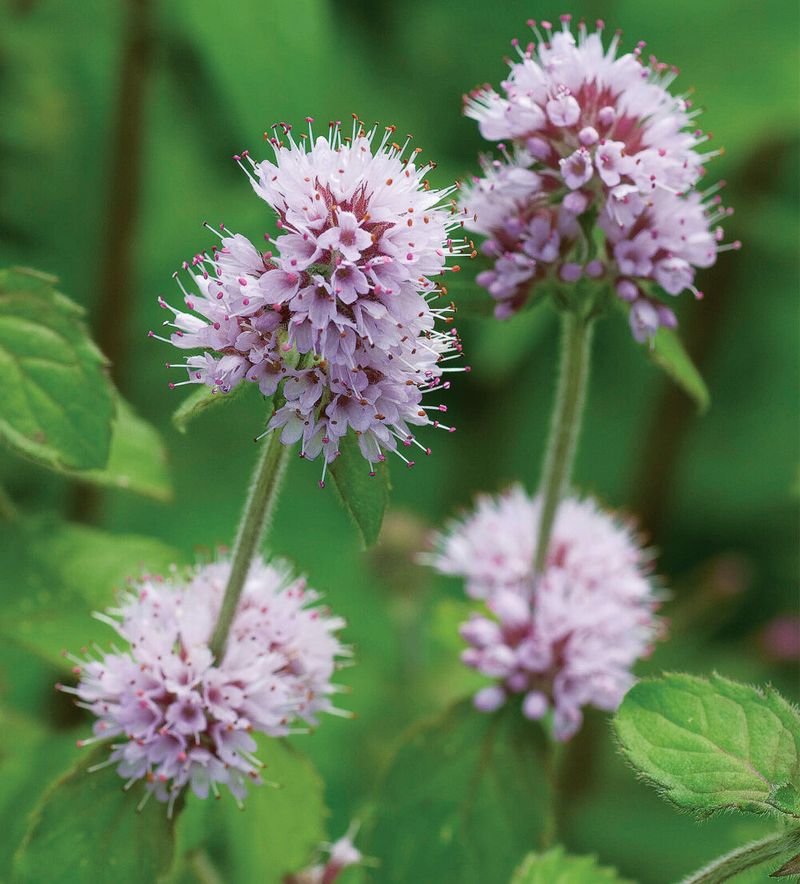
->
<box><xmin>461</xmin><ymin>16</ymin><xmax>739</xmax><ymax>338</ymax></box>
<box><xmin>153</xmin><ymin>118</ymin><xmax>471</xmax><ymax>480</ymax></box>
<box><xmin>424</xmin><ymin>486</ymin><xmax>663</xmax><ymax>739</ymax></box>
<box><xmin>59</xmin><ymin>557</ymin><xmax>348</xmax><ymax>813</ymax></box>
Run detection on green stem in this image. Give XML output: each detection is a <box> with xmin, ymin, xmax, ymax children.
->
<box><xmin>533</xmin><ymin>310</ymin><xmax>594</xmax><ymax>575</ymax></box>
<box><xmin>540</xmin><ymin>737</ymin><xmax>563</xmax><ymax>849</ymax></box>
<box><xmin>188</xmin><ymin>849</ymin><xmax>225</xmax><ymax>884</ymax></box>
<box><xmin>209</xmin><ymin>429</ymin><xmax>290</xmax><ymax>661</ymax></box>
<box><xmin>680</xmin><ymin>829</ymin><xmax>800</xmax><ymax>884</ymax></box>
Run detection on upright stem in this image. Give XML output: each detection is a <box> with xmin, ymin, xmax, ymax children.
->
<box><xmin>540</xmin><ymin>738</ymin><xmax>563</xmax><ymax>848</ymax></box>
<box><xmin>533</xmin><ymin>310</ymin><xmax>594</xmax><ymax>574</ymax></box>
<box><xmin>209</xmin><ymin>430</ymin><xmax>290</xmax><ymax>661</ymax></box>
<box><xmin>680</xmin><ymin>829</ymin><xmax>800</xmax><ymax>884</ymax></box>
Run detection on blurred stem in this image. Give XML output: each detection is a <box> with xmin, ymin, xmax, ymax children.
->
<box><xmin>533</xmin><ymin>311</ymin><xmax>594</xmax><ymax>575</ymax></box>
<box><xmin>0</xmin><ymin>483</ymin><xmax>17</xmax><ymax>522</ymax></box>
<box><xmin>540</xmin><ymin>737</ymin><xmax>563</xmax><ymax>849</ymax></box>
<box><xmin>679</xmin><ymin>829</ymin><xmax>800</xmax><ymax>884</ymax></box>
<box><xmin>209</xmin><ymin>429</ymin><xmax>290</xmax><ymax>662</ymax></box>
<box><xmin>188</xmin><ymin>850</ymin><xmax>224</xmax><ymax>884</ymax></box>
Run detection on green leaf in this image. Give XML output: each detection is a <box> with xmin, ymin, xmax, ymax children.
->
<box><xmin>772</xmin><ymin>852</ymin><xmax>800</xmax><ymax>878</ymax></box>
<box><xmin>0</xmin><ymin>710</ymin><xmax>77</xmax><ymax>874</ymax></box>
<box><xmin>366</xmin><ymin>699</ymin><xmax>550</xmax><ymax>883</ymax></box>
<box><xmin>0</xmin><ymin>267</ymin><xmax>115</xmax><ymax>470</ymax></box>
<box><xmin>163</xmin><ymin>738</ymin><xmax>326</xmax><ymax>884</ymax></box>
<box><xmin>172</xmin><ymin>381</ymin><xmax>252</xmax><ymax>434</ymax></box>
<box><xmin>614</xmin><ymin>673</ymin><xmax>800</xmax><ymax>820</ymax></box>
<box><xmin>510</xmin><ymin>846</ymin><xmax>634</xmax><ymax>883</ymax></box>
<box><xmin>13</xmin><ymin>745</ymin><xmax>177</xmax><ymax>884</ymax></box>
<box><xmin>0</xmin><ymin>519</ymin><xmax>180</xmax><ymax>671</ymax></box>
<box><xmin>329</xmin><ymin>432</ymin><xmax>390</xmax><ymax>548</ymax></box>
<box><xmin>645</xmin><ymin>326</ymin><xmax>710</xmax><ymax>413</ymax></box>
<box><xmin>77</xmin><ymin>397</ymin><xmax>173</xmax><ymax>501</ymax></box>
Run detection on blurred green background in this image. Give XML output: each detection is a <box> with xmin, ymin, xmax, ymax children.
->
<box><xmin>1</xmin><ymin>0</ymin><xmax>798</xmax><ymax>880</ymax></box>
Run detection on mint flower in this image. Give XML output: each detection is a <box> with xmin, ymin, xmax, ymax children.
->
<box><xmin>154</xmin><ymin>119</ymin><xmax>469</xmax><ymax>477</ymax></box>
<box><xmin>461</xmin><ymin>16</ymin><xmax>739</xmax><ymax>337</ymax></box>
<box><xmin>424</xmin><ymin>486</ymin><xmax>663</xmax><ymax>739</ymax></box>
<box><xmin>58</xmin><ymin>558</ymin><xmax>348</xmax><ymax>813</ymax></box>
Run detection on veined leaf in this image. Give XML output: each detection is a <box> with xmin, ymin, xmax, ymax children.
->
<box><xmin>614</xmin><ymin>673</ymin><xmax>800</xmax><ymax>820</ymax></box>
<box><xmin>510</xmin><ymin>846</ymin><xmax>634</xmax><ymax>883</ymax></box>
<box><xmin>329</xmin><ymin>432</ymin><xmax>390</xmax><ymax>548</ymax></box>
<box><xmin>0</xmin><ymin>268</ymin><xmax>115</xmax><ymax>471</ymax></box>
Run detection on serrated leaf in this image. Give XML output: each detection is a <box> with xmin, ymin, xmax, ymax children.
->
<box><xmin>510</xmin><ymin>846</ymin><xmax>634</xmax><ymax>883</ymax></box>
<box><xmin>162</xmin><ymin>738</ymin><xmax>326</xmax><ymax>884</ymax></box>
<box><xmin>13</xmin><ymin>745</ymin><xmax>177</xmax><ymax>884</ymax></box>
<box><xmin>646</xmin><ymin>326</ymin><xmax>710</xmax><ymax>413</ymax></box>
<box><xmin>329</xmin><ymin>432</ymin><xmax>390</xmax><ymax>548</ymax></box>
<box><xmin>172</xmin><ymin>381</ymin><xmax>252</xmax><ymax>434</ymax></box>
<box><xmin>0</xmin><ymin>520</ymin><xmax>180</xmax><ymax>671</ymax></box>
<box><xmin>614</xmin><ymin>673</ymin><xmax>800</xmax><ymax>820</ymax></box>
<box><xmin>366</xmin><ymin>699</ymin><xmax>550</xmax><ymax>884</ymax></box>
<box><xmin>77</xmin><ymin>397</ymin><xmax>173</xmax><ymax>501</ymax></box>
<box><xmin>0</xmin><ymin>267</ymin><xmax>115</xmax><ymax>470</ymax></box>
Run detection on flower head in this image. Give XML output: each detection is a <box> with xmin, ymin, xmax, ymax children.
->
<box><xmin>153</xmin><ymin>119</ymin><xmax>470</xmax><ymax>480</ymax></box>
<box><xmin>461</xmin><ymin>17</ymin><xmax>739</xmax><ymax>337</ymax></box>
<box><xmin>59</xmin><ymin>557</ymin><xmax>348</xmax><ymax>812</ymax></box>
<box><xmin>424</xmin><ymin>486</ymin><xmax>663</xmax><ymax>739</ymax></box>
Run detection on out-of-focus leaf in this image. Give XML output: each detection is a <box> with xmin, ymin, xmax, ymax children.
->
<box><xmin>0</xmin><ymin>267</ymin><xmax>115</xmax><ymax>470</ymax></box>
<box><xmin>510</xmin><ymin>846</ymin><xmax>634</xmax><ymax>883</ymax></box>
<box><xmin>440</xmin><ymin>272</ymin><xmax>495</xmax><ymax>317</ymax></box>
<box><xmin>172</xmin><ymin>381</ymin><xmax>253</xmax><ymax>434</ymax></box>
<box><xmin>0</xmin><ymin>520</ymin><xmax>180</xmax><ymax>671</ymax></box>
<box><xmin>330</xmin><ymin>432</ymin><xmax>390</xmax><ymax>548</ymax></box>
<box><xmin>645</xmin><ymin>326</ymin><xmax>710</xmax><ymax>413</ymax></box>
<box><xmin>77</xmin><ymin>397</ymin><xmax>172</xmax><ymax>501</ymax></box>
<box><xmin>13</xmin><ymin>745</ymin><xmax>177</xmax><ymax>884</ymax></box>
<box><xmin>163</xmin><ymin>738</ymin><xmax>326</xmax><ymax>884</ymax></box>
<box><xmin>366</xmin><ymin>699</ymin><xmax>550</xmax><ymax>883</ymax></box>
<box><xmin>614</xmin><ymin>673</ymin><xmax>800</xmax><ymax>819</ymax></box>
<box><xmin>0</xmin><ymin>709</ymin><xmax>76</xmax><ymax>874</ymax></box>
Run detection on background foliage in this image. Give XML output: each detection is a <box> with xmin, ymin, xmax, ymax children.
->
<box><xmin>0</xmin><ymin>0</ymin><xmax>798</xmax><ymax>881</ymax></box>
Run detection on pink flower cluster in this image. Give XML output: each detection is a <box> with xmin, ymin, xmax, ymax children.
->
<box><xmin>287</xmin><ymin>824</ymin><xmax>364</xmax><ymax>884</ymax></box>
<box><xmin>425</xmin><ymin>487</ymin><xmax>662</xmax><ymax>739</ymax></box>
<box><xmin>461</xmin><ymin>16</ymin><xmax>739</xmax><ymax>339</ymax></box>
<box><xmin>154</xmin><ymin>119</ymin><xmax>469</xmax><ymax>480</ymax></box>
<box><xmin>59</xmin><ymin>558</ymin><xmax>347</xmax><ymax>812</ymax></box>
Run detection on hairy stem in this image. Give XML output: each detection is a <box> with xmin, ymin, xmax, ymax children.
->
<box><xmin>533</xmin><ymin>311</ymin><xmax>594</xmax><ymax>575</ymax></box>
<box><xmin>680</xmin><ymin>829</ymin><xmax>800</xmax><ymax>884</ymax></box>
<box><xmin>209</xmin><ymin>429</ymin><xmax>290</xmax><ymax>661</ymax></box>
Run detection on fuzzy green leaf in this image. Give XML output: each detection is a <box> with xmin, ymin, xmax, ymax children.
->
<box><xmin>13</xmin><ymin>745</ymin><xmax>177</xmax><ymax>884</ymax></box>
<box><xmin>171</xmin><ymin>381</ymin><xmax>252</xmax><ymax>434</ymax></box>
<box><xmin>0</xmin><ymin>520</ymin><xmax>180</xmax><ymax>672</ymax></box>
<box><xmin>366</xmin><ymin>699</ymin><xmax>550</xmax><ymax>883</ymax></box>
<box><xmin>77</xmin><ymin>397</ymin><xmax>173</xmax><ymax>501</ymax></box>
<box><xmin>510</xmin><ymin>846</ymin><xmax>634</xmax><ymax>883</ymax></box>
<box><xmin>614</xmin><ymin>673</ymin><xmax>800</xmax><ymax>820</ymax></box>
<box><xmin>0</xmin><ymin>268</ymin><xmax>115</xmax><ymax>470</ymax></box>
<box><xmin>646</xmin><ymin>326</ymin><xmax>710</xmax><ymax>413</ymax></box>
<box><xmin>329</xmin><ymin>432</ymin><xmax>390</xmax><ymax>548</ymax></box>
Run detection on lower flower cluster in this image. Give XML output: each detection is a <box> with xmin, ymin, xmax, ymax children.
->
<box><xmin>425</xmin><ymin>487</ymin><xmax>663</xmax><ymax>739</ymax></box>
<box><xmin>59</xmin><ymin>558</ymin><xmax>347</xmax><ymax>812</ymax></box>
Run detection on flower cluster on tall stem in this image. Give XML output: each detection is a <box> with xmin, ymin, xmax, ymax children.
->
<box><xmin>59</xmin><ymin>556</ymin><xmax>348</xmax><ymax>813</ymax></box>
<box><xmin>152</xmin><ymin>117</ymin><xmax>471</xmax><ymax>481</ymax></box>
<box><xmin>460</xmin><ymin>15</ymin><xmax>739</xmax><ymax>341</ymax></box>
<box><xmin>425</xmin><ymin>486</ymin><xmax>663</xmax><ymax>739</ymax></box>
